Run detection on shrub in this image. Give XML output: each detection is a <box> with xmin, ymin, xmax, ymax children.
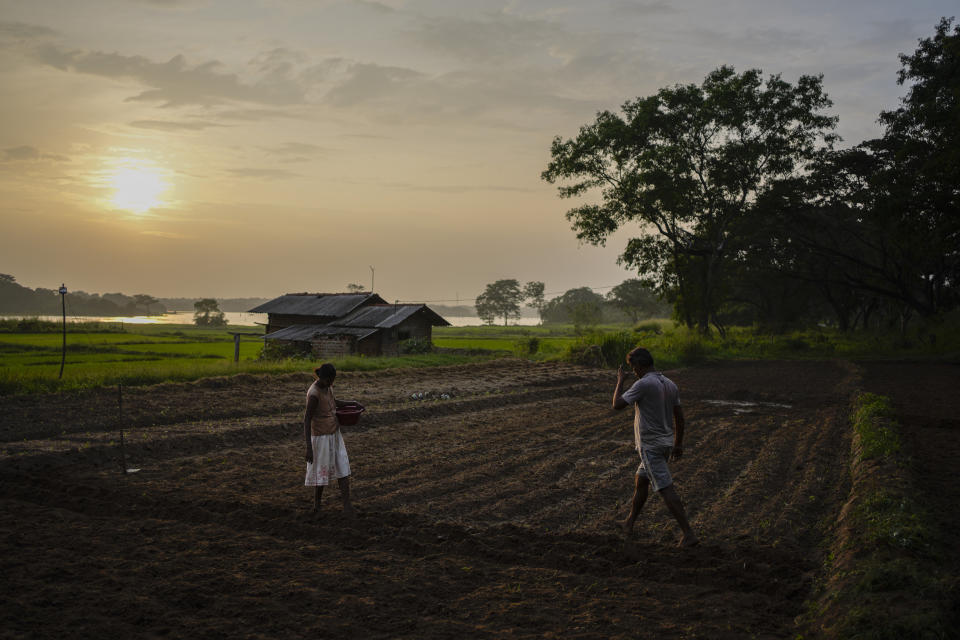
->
<box><xmin>634</xmin><ymin>320</ymin><xmax>663</xmax><ymax>334</ymax></box>
<box><xmin>258</xmin><ymin>340</ymin><xmax>311</xmax><ymax>360</ymax></box>
<box><xmin>399</xmin><ymin>337</ymin><xmax>433</xmax><ymax>354</ymax></box>
<box><xmin>513</xmin><ymin>336</ymin><xmax>540</xmax><ymax>357</ymax></box>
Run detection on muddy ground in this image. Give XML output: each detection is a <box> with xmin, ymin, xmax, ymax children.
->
<box><xmin>1</xmin><ymin>359</ymin><xmax>956</xmax><ymax>639</ymax></box>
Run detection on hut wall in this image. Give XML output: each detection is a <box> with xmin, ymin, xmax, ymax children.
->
<box><xmin>378</xmin><ymin>329</ymin><xmax>400</xmax><ymax>357</ymax></box>
<box><xmin>356</xmin><ymin>334</ymin><xmax>382</xmax><ymax>357</ymax></box>
<box><xmin>310</xmin><ymin>336</ymin><xmax>354</xmax><ymax>358</ymax></box>
<box><xmin>395</xmin><ymin>316</ymin><xmax>433</xmax><ymax>342</ymax></box>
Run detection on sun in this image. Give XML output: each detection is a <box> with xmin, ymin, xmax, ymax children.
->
<box><xmin>107</xmin><ymin>162</ymin><xmax>170</xmax><ymax>213</ymax></box>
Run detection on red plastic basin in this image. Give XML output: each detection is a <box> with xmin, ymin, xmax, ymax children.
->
<box><xmin>336</xmin><ymin>402</ymin><xmax>365</xmax><ymax>426</ymax></box>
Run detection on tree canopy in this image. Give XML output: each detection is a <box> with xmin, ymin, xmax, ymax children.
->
<box><xmin>194</xmin><ymin>298</ymin><xmax>227</xmax><ymax>327</ymax></box>
<box><xmin>475</xmin><ymin>279</ymin><xmax>524</xmax><ymax>326</ymax></box>
<box><xmin>543</xmin><ymin>19</ymin><xmax>959</xmax><ymax>334</ymax></box>
<box><xmin>543</xmin><ymin>65</ymin><xmax>837</xmax><ymax>335</ymax></box>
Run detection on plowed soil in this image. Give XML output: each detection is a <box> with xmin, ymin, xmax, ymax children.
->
<box><xmin>1</xmin><ymin>358</ymin><xmax>951</xmax><ymax>639</ymax></box>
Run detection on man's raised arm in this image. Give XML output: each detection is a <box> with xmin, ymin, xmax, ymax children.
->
<box><xmin>613</xmin><ymin>365</ymin><xmax>630</xmax><ymax>410</ymax></box>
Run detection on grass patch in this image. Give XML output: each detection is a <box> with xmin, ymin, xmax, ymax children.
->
<box><xmin>807</xmin><ymin>392</ymin><xmax>954</xmax><ymax>639</ymax></box>
<box><xmin>852</xmin><ymin>393</ymin><xmax>900</xmax><ymax>460</ymax></box>
<box><xmin>0</xmin><ymin>326</ymin><xmax>492</xmax><ymax>395</ymax></box>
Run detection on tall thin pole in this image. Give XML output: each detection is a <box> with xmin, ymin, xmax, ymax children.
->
<box><xmin>369</xmin><ymin>266</ymin><xmax>375</xmax><ymax>293</ymax></box>
<box><xmin>58</xmin><ymin>283</ymin><xmax>67</xmax><ymax>379</ymax></box>
<box><xmin>118</xmin><ymin>384</ymin><xmax>129</xmax><ymax>474</ymax></box>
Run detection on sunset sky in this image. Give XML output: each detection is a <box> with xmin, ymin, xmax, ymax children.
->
<box><xmin>0</xmin><ymin>0</ymin><xmax>954</xmax><ymax>303</ymax></box>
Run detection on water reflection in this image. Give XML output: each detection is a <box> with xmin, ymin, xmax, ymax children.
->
<box><xmin>0</xmin><ymin>313</ymin><xmax>541</xmax><ymax>328</ymax></box>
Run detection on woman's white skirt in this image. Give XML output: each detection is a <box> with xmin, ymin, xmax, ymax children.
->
<box><xmin>305</xmin><ymin>431</ymin><xmax>351</xmax><ymax>486</ymax></box>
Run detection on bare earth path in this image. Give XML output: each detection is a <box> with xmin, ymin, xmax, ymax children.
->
<box><xmin>0</xmin><ymin>359</ymin><xmax>879</xmax><ymax>638</ymax></box>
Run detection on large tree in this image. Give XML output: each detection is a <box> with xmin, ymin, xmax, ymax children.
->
<box><xmin>756</xmin><ymin>18</ymin><xmax>960</xmax><ymax>326</ymax></box>
<box><xmin>541</xmin><ymin>287</ymin><xmax>606</xmax><ymax>327</ymax></box>
<box><xmin>542</xmin><ymin>66</ymin><xmax>837</xmax><ymax>335</ymax></box>
<box><xmin>193</xmin><ymin>298</ymin><xmax>227</xmax><ymax>327</ymax></box>
<box><xmin>133</xmin><ymin>294</ymin><xmax>160</xmax><ymax>314</ymax></box>
<box><xmin>523</xmin><ymin>281</ymin><xmax>546</xmax><ymax>324</ymax></box>
<box><xmin>475</xmin><ymin>279</ymin><xmax>523</xmax><ymax>326</ymax></box>
<box><xmin>606</xmin><ymin>279</ymin><xmax>670</xmax><ymax>323</ymax></box>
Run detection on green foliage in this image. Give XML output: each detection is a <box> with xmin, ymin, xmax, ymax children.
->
<box><xmin>543</xmin><ymin>65</ymin><xmax>838</xmax><ymax>335</ymax></box>
<box><xmin>193</xmin><ymin>298</ymin><xmax>227</xmax><ymax>327</ymax></box>
<box><xmin>826</xmin><ymin>392</ymin><xmax>953</xmax><ymax>640</ymax></box>
<box><xmin>0</xmin><ymin>327</ymin><xmax>486</xmax><ymax>394</ymax></box>
<box><xmin>541</xmin><ymin>287</ymin><xmax>607</xmax><ymax>327</ymax></box>
<box><xmin>513</xmin><ymin>336</ymin><xmax>540</xmax><ymax>357</ymax></box>
<box><xmin>522</xmin><ymin>281</ymin><xmax>546</xmax><ymax>323</ymax></box>
<box><xmin>852</xmin><ymin>393</ymin><xmax>900</xmax><ymax>460</ymax></box>
<box><xmin>258</xmin><ymin>340</ymin><xmax>311</xmax><ymax>360</ymax></box>
<box><xmin>633</xmin><ymin>320</ymin><xmax>663</xmax><ymax>334</ymax></box>
<box><xmin>607</xmin><ymin>279</ymin><xmax>670</xmax><ymax>323</ymax></box>
<box><xmin>475</xmin><ymin>279</ymin><xmax>523</xmax><ymax>326</ymax></box>
<box><xmin>399</xmin><ymin>337</ymin><xmax>433</xmax><ymax>354</ymax></box>
<box><xmin>854</xmin><ymin>490</ymin><xmax>930</xmax><ymax>553</ymax></box>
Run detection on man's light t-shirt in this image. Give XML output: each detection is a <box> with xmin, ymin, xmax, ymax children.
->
<box><xmin>621</xmin><ymin>371</ymin><xmax>680</xmax><ymax>450</ymax></box>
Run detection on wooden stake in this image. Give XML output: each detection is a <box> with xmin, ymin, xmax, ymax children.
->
<box><xmin>118</xmin><ymin>384</ymin><xmax>129</xmax><ymax>475</ymax></box>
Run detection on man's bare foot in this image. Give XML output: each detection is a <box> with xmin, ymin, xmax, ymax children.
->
<box><xmin>620</xmin><ymin>518</ymin><xmax>636</xmax><ymax>536</ymax></box>
<box><xmin>679</xmin><ymin>532</ymin><xmax>700</xmax><ymax>548</ymax></box>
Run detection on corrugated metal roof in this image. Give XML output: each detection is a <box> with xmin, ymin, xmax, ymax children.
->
<box><xmin>249</xmin><ymin>293</ymin><xmax>386</xmax><ymax>316</ymax></box>
<box><xmin>263</xmin><ymin>324</ymin><xmax>379</xmax><ymax>341</ymax></box>
<box><xmin>261</xmin><ymin>324</ymin><xmax>327</xmax><ymax>341</ymax></box>
<box><xmin>334</xmin><ymin>304</ymin><xmax>450</xmax><ymax>328</ymax></box>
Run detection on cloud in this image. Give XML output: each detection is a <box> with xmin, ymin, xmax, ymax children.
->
<box><xmin>613</xmin><ymin>1</ymin><xmax>680</xmax><ymax>16</ymax></box>
<box><xmin>354</xmin><ymin>0</ymin><xmax>396</xmax><ymax>13</ymax></box>
<box><xmin>33</xmin><ymin>45</ymin><xmax>307</xmax><ymax>107</ymax></box>
<box><xmin>213</xmin><ymin>108</ymin><xmax>293</xmax><ymax>121</ymax></box>
<box><xmin>384</xmin><ymin>181</ymin><xmax>535</xmax><ymax>194</ymax></box>
<box><xmin>408</xmin><ymin>12</ymin><xmax>565</xmax><ymax>63</ymax></box>
<box><xmin>227</xmin><ymin>167</ymin><xmax>300</xmax><ymax>179</ymax></box>
<box><xmin>139</xmin><ymin>230</ymin><xmax>190</xmax><ymax>239</ymax></box>
<box><xmin>0</xmin><ymin>21</ymin><xmax>59</xmax><ymax>41</ymax></box>
<box><xmin>257</xmin><ymin>142</ymin><xmax>329</xmax><ymax>164</ymax></box>
<box><xmin>129</xmin><ymin>119</ymin><xmax>224</xmax><ymax>130</ymax></box>
<box><xmin>4</xmin><ymin>145</ymin><xmax>39</xmax><ymax>160</ymax></box>
<box><xmin>324</xmin><ymin>62</ymin><xmax>424</xmax><ymax>107</ymax></box>
<box><xmin>3</xmin><ymin>145</ymin><xmax>69</xmax><ymax>162</ymax></box>
<box><xmin>683</xmin><ymin>25</ymin><xmax>819</xmax><ymax>57</ymax></box>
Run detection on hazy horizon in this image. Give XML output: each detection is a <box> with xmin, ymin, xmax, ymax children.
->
<box><xmin>2</xmin><ymin>1</ymin><xmax>954</xmax><ymax>301</ymax></box>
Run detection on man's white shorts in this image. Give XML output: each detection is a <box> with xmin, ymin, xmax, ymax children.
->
<box><xmin>637</xmin><ymin>445</ymin><xmax>673</xmax><ymax>491</ymax></box>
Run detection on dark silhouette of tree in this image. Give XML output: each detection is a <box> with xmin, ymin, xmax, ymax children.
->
<box><xmin>541</xmin><ymin>287</ymin><xmax>606</xmax><ymax>328</ymax></box>
<box><xmin>194</xmin><ymin>298</ymin><xmax>227</xmax><ymax>327</ymax></box>
<box><xmin>475</xmin><ymin>279</ymin><xmax>523</xmax><ymax>326</ymax></box>
<box><xmin>133</xmin><ymin>294</ymin><xmax>160</xmax><ymax>314</ymax></box>
<box><xmin>543</xmin><ymin>66</ymin><xmax>837</xmax><ymax>335</ymax></box>
<box><xmin>755</xmin><ymin>18</ymin><xmax>959</xmax><ymax>327</ymax></box>
<box><xmin>607</xmin><ymin>279</ymin><xmax>669</xmax><ymax>323</ymax></box>
<box><xmin>523</xmin><ymin>281</ymin><xmax>546</xmax><ymax>324</ymax></box>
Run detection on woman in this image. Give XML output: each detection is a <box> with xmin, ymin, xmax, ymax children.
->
<box><xmin>304</xmin><ymin>363</ymin><xmax>355</xmax><ymax>517</ymax></box>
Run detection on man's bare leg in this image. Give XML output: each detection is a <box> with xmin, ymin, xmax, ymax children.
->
<box><xmin>338</xmin><ymin>476</ymin><xmax>355</xmax><ymax>519</ymax></box>
<box><xmin>314</xmin><ymin>485</ymin><xmax>324</xmax><ymax>512</ymax></box>
<box><xmin>622</xmin><ymin>474</ymin><xmax>650</xmax><ymax>535</ymax></box>
<box><xmin>659</xmin><ymin>485</ymin><xmax>699</xmax><ymax>547</ymax></box>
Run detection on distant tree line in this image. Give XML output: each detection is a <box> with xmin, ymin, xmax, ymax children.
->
<box><xmin>0</xmin><ymin>274</ymin><xmax>166</xmax><ymax>316</ymax></box>
<box><xmin>0</xmin><ymin>274</ymin><xmax>253</xmax><ymax>328</ymax></box>
<box><xmin>542</xmin><ymin>18</ymin><xmax>959</xmax><ymax>335</ymax></box>
<box><xmin>158</xmin><ymin>297</ymin><xmax>270</xmax><ymax>312</ymax></box>
<box><xmin>475</xmin><ymin>278</ymin><xmax>670</xmax><ymax>329</ymax></box>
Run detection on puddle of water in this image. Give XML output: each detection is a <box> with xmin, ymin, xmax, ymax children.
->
<box><xmin>703</xmin><ymin>399</ymin><xmax>793</xmax><ymax>414</ymax></box>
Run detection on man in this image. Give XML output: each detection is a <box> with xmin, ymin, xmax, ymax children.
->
<box><xmin>612</xmin><ymin>347</ymin><xmax>698</xmax><ymax>546</ymax></box>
